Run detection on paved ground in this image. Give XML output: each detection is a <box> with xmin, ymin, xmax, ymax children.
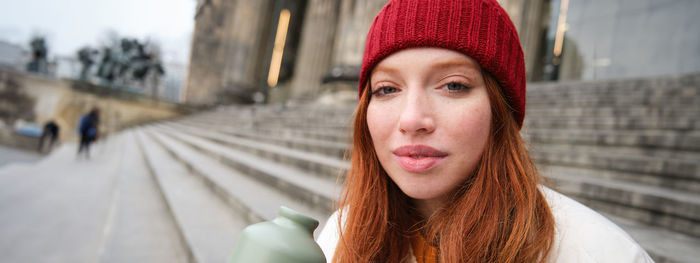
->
<box><xmin>0</xmin><ymin>134</ymin><xmax>188</xmax><ymax>263</ymax></box>
<box><xmin>0</xmin><ymin>145</ymin><xmax>41</xmax><ymax>168</ymax></box>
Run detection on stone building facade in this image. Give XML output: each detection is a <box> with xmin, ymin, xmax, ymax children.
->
<box><xmin>184</xmin><ymin>0</ymin><xmax>700</xmax><ymax>105</ymax></box>
<box><xmin>184</xmin><ymin>0</ymin><xmax>394</xmax><ymax>105</ymax></box>
<box><xmin>185</xmin><ymin>0</ymin><xmax>307</xmax><ymax>105</ymax></box>
<box><xmin>184</xmin><ymin>0</ymin><xmax>545</xmax><ymax>105</ymax></box>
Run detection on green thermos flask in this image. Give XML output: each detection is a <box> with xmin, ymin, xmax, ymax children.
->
<box><xmin>229</xmin><ymin>206</ymin><xmax>326</xmax><ymax>263</ymax></box>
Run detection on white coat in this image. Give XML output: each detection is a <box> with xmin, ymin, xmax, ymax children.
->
<box><xmin>317</xmin><ymin>187</ymin><xmax>655</xmax><ymax>262</ymax></box>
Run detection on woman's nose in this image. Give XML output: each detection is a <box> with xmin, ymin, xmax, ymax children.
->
<box><xmin>398</xmin><ymin>91</ymin><xmax>435</xmax><ymax>135</ymax></box>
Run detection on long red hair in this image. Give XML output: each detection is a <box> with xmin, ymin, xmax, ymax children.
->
<box><xmin>333</xmin><ymin>72</ymin><xmax>555</xmax><ymax>262</ymax></box>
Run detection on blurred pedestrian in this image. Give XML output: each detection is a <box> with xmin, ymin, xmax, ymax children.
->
<box><xmin>77</xmin><ymin>108</ymin><xmax>99</xmax><ymax>159</ymax></box>
<box><xmin>37</xmin><ymin>119</ymin><xmax>59</xmax><ymax>153</ymax></box>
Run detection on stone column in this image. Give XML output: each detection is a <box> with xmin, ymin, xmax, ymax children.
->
<box><xmin>310</xmin><ymin>0</ymin><xmax>386</xmax><ymax>103</ymax></box>
<box><xmin>330</xmin><ymin>0</ymin><xmax>387</xmax><ymax>69</ymax></box>
<box><xmin>221</xmin><ymin>0</ymin><xmax>273</xmax><ymax>102</ymax></box>
<box><xmin>516</xmin><ymin>0</ymin><xmax>548</xmax><ymax>81</ymax></box>
<box><xmin>498</xmin><ymin>0</ymin><xmax>525</xmax><ymax>32</ymax></box>
<box><xmin>497</xmin><ymin>0</ymin><xmax>550</xmax><ymax>81</ymax></box>
<box><xmin>184</xmin><ymin>0</ymin><xmax>235</xmax><ymax>105</ymax></box>
<box><xmin>288</xmin><ymin>0</ymin><xmax>341</xmax><ymax>101</ymax></box>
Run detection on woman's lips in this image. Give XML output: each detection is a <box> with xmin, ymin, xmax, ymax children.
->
<box><xmin>392</xmin><ymin>145</ymin><xmax>447</xmax><ymax>172</ymax></box>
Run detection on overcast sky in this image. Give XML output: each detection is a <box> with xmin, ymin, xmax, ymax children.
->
<box><xmin>0</xmin><ymin>0</ymin><xmax>196</xmax><ymax>64</ymax></box>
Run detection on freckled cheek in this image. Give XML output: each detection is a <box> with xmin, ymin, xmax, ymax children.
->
<box><xmin>366</xmin><ymin>106</ymin><xmax>395</xmax><ymax>149</ymax></box>
<box><xmin>448</xmin><ymin>107</ymin><xmax>491</xmax><ymax>147</ymax></box>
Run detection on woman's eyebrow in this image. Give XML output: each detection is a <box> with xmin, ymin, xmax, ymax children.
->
<box><xmin>372</xmin><ymin>64</ymin><xmax>401</xmax><ymax>76</ymax></box>
<box><xmin>430</xmin><ymin>59</ymin><xmax>479</xmax><ymax>73</ymax></box>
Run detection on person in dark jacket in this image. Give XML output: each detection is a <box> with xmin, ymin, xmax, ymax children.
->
<box><xmin>38</xmin><ymin>119</ymin><xmax>59</xmax><ymax>153</ymax></box>
<box><xmin>77</xmin><ymin>108</ymin><xmax>99</xmax><ymax>159</ymax></box>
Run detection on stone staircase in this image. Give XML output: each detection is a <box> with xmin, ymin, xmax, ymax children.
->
<box><xmin>131</xmin><ymin>104</ymin><xmax>355</xmax><ymax>263</ymax></box>
<box><xmin>137</xmin><ymin>72</ymin><xmax>698</xmax><ymax>262</ymax></box>
<box><xmin>1</xmin><ymin>73</ymin><xmax>698</xmax><ymax>263</ymax></box>
<box><xmin>523</xmin><ymin>72</ymin><xmax>700</xmax><ymax>263</ymax></box>
<box><xmin>0</xmin><ymin>104</ymin><xmax>354</xmax><ymax>263</ymax></box>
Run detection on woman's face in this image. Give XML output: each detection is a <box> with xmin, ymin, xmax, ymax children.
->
<box><xmin>367</xmin><ymin>47</ymin><xmax>492</xmax><ymax>203</ymax></box>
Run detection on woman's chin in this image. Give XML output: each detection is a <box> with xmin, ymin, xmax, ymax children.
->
<box><xmin>395</xmin><ymin>180</ymin><xmax>451</xmax><ymax>201</ymax></box>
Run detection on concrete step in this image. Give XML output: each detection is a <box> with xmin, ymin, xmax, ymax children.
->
<box><xmin>601</xmin><ymin>212</ymin><xmax>700</xmax><ymax>263</ymax></box>
<box><xmin>142</xmin><ymin>128</ymin><xmax>330</xmax><ymax>236</ymax></box>
<box><xmin>192</xmin><ymin>105</ymin><xmax>355</xmax><ymax>125</ymax></box>
<box><xmin>545</xmin><ymin>170</ymin><xmax>700</xmax><ymax>237</ymax></box>
<box><xmin>183</xmin><ymin>118</ymin><xmax>350</xmax><ymax>143</ymax></box>
<box><xmin>135</xmin><ymin>129</ymin><xmax>243</xmax><ymax>263</ymax></box>
<box><xmin>539</xmin><ymin>163</ymin><xmax>700</xmax><ymax>195</ymax></box>
<box><xmin>526</xmin><ymin>106</ymin><xmax>700</xmax><ymax>120</ymax></box>
<box><xmin>99</xmin><ymin>131</ymin><xmax>190</xmax><ymax>263</ymax></box>
<box><xmin>223</xmin><ymin>104</ymin><xmax>356</xmax><ymax>118</ymax></box>
<box><xmin>527</xmin><ymin>74</ymin><xmax>700</xmax><ymax>107</ymax></box>
<box><xmin>530</xmin><ymin>144</ymin><xmax>700</xmax><ymax>182</ymax></box>
<box><xmin>193</xmin><ymin>113</ymin><xmax>352</xmax><ymax>126</ymax></box>
<box><xmin>526</xmin><ymin>93</ymin><xmax>700</xmax><ymax>108</ymax></box>
<box><xmin>530</xmin><ymin>139</ymin><xmax>700</xmax><ymax>160</ymax></box>
<box><xmin>528</xmin><ymin>75</ymin><xmax>699</xmax><ymax>94</ymax></box>
<box><xmin>522</xmin><ymin>128</ymin><xmax>700</xmax><ymax>152</ymax></box>
<box><xmin>172</xmin><ymin>120</ymin><xmax>349</xmax><ymax>159</ymax></box>
<box><xmin>214</xmin><ymin>104</ymin><xmax>356</xmax><ymax>117</ymax></box>
<box><xmin>160</xmin><ymin>123</ymin><xmax>349</xmax><ymax>182</ymax></box>
<box><xmin>192</xmin><ymin>115</ymin><xmax>351</xmax><ymax>133</ymax></box>
<box><xmin>253</xmin><ymin>127</ymin><xmax>350</xmax><ymax>143</ymax></box>
<box><xmin>148</xmin><ymin>125</ymin><xmax>339</xmax><ymax>215</ymax></box>
<box><xmin>523</xmin><ymin>115</ymin><xmax>700</xmax><ymax>131</ymax></box>
<box><xmin>528</xmin><ymin>76</ymin><xmax>700</xmax><ymax>92</ymax></box>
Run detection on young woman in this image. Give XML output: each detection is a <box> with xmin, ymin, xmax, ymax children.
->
<box><xmin>317</xmin><ymin>0</ymin><xmax>654</xmax><ymax>262</ymax></box>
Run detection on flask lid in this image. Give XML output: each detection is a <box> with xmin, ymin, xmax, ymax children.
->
<box><xmin>278</xmin><ymin>206</ymin><xmax>319</xmax><ymax>232</ymax></box>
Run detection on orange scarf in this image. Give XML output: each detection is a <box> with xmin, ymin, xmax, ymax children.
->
<box><xmin>411</xmin><ymin>233</ymin><xmax>438</xmax><ymax>263</ymax></box>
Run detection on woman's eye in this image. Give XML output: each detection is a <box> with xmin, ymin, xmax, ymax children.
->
<box><xmin>371</xmin><ymin>86</ymin><xmax>398</xmax><ymax>96</ymax></box>
<box><xmin>444</xmin><ymin>82</ymin><xmax>469</xmax><ymax>92</ymax></box>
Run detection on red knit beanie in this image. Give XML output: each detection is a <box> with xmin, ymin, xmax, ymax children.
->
<box><xmin>359</xmin><ymin>0</ymin><xmax>527</xmax><ymax>128</ymax></box>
